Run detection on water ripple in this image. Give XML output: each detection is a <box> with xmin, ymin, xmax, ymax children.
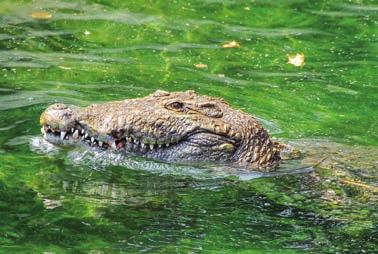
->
<box><xmin>0</xmin><ymin>30</ymin><xmax>72</xmax><ymax>41</ymax></box>
<box><xmin>90</xmin><ymin>43</ymin><xmax>220</xmax><ymax>54</ymax></box>
<box><xmin>172</xmin><ymin>19</ymin><xmax>329</xmax><ymax>37</ymax></box>
<box><xmin>341</xmin><ymin>4</ymin><xmax>378</xmax><ymax>12</ymax></box>
<box><xmin>0</xmin><ymin>90</ymin><xmax>86</xmax><ymax>110</ymax></box>
<box><xmin>0</xmin><ymin>50</ymin><xmax>131</xmax><ymax>68</ymax></box>
<box><xmin>224</xmin><ymin>25</ymin><xmax>330</xmax><ymax>38</ymax></box>
<box><xmin>1</xmin><ymin>0</ymin><xmax>160</xmax><ymax>25</ymax></box>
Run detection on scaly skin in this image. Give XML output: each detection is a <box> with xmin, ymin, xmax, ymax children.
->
<box><xmin>40</xmin><ymin>90</ymin><xmax>283</xmax><ymax>170</ymax></box>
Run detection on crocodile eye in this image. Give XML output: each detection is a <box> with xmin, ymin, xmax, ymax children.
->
<box><xmin>171</xmin><ymin>102</ymin><xmax>184</xmax><ymax>109</ymax></box>
<box><xmin>166</xmin><ymin>101</ymin><xmax>185</xmax><ymax>111</ymax></box>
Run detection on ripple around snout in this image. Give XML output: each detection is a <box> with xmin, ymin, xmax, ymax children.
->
<box><xmin>29</xmin><ymin>136</ymin><xmax>312</xmax><ymax>181</ymax></box>
<box><xmin>29</xmin><ymin>136</ymin><xmax>378</xmax><ymax>186</ymax></box>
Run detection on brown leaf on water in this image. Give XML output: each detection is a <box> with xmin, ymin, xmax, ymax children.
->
<box><xmin>222</xmin><ymin>40</ymin><xmax>240</xmax><ymax>48</ymax></box>
<box><xmin>287</xmin><ymin>53</ymin><xmax>305</xmax><ymax>67</ymax></box>
<box><xmin>194</xmin><ymin>63</ymin><xmax>208</xmax><ymax>69</ymax></box>
<box><xmin>31</xmin><ymin>11</ymin><xmax>52</xmax><ymax>20</ymax></box>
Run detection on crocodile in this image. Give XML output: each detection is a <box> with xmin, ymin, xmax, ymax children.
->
<box><xmin>40</xmin><ymin>90</ymin><xmax>285</xmax><ymax>170</ymax></box>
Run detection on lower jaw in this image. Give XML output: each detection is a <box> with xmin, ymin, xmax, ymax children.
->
<box><xmin>42</xmin><ymin>128</ymin><xmax>236</xmax><ymax>163</ymax></box>
<box><xmin>43</xmin><ymin>133</ymin><xmax>235</xmax><ymax>163</ymax></box>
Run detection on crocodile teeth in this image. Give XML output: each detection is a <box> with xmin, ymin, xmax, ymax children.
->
<box><xmin>40</xmin><ymin>127</ymin><xmax>45</xmax><ymax>134</ymax></box>
<box><xmin>165</xmin><ymin>143</ymin><xmax>170</xmax><ymax>147</ymax></box>
<box><xmin>43</xmin><ymin>132</ymin><xmax>47</xmax><ymax>139</ymax></box>
<box><xmin>158</xmin><ymin>144</ymin><xmax>162</xmax><ymax>148</ymax></box>
<box><xmin>99</xmin><ymin>141</ymin><xmax>103</xmax><ymax>147</ymax></box>
<box><xmin>134</xmin><ymin>139</ymin><xmax>139</xmax><ymax>144</ymax></box>
<box><xmin>111</xmin><ymin>142</ymin><xmax>116</xmax><ymax>149</ymax></box>
<box><xmin>149</xmin><ymin>144</ymin><xmax>154</xmax><ymax>150</ymax></box>
<box><xmin>141</xmin><ymin>143</ymin><xmax>145</xmax><ymax>148</ymax></box>
<box><xmin>81</xmin><ymin>129</ymin><xmax>85</xmax><ymax>134</ymax></box>
<box><xmin>91</xmin><ymin>137</ymin><xmax>95</xmax><ymax>143</ymax></box>
<box><xmin>72</xmin><ymin>130</ymin><xmax>79</xmax><ymax>139</ymax></box>
<box><xmin>60</xmin><ymin>131</ymin><xmax>66</xmax><ymax>140</ymax></box>
<box><xmin>71</xmin><ymin>128</ymin><xmax>74</xmax><ymax>133</ymax></box>
<box><xmin>84</xmin><ymin>133</ymin><xmax>88</xmax><ymax>138</ymax></box>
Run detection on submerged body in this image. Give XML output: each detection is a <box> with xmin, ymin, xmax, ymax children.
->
<box><xmin>40</xmin><ymin>90</ymin><xmax>283</xmax><ymax>170</ymax></box>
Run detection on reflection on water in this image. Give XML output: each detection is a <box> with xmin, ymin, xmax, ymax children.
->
<box><xmin>0</xmin><ymin>0</ymin><xmax>377</xmax><ymax>253</ymax></box>
<box><xmin>20</xmin><ymin>136</ymin><xmax>378</xmax><ymax>253</ymax></box>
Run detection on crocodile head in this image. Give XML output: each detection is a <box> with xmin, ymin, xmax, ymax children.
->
<box><xmin>40</xmin><ymin>90</ymin><xmax>281</xmax><ymax>169</ymax></box>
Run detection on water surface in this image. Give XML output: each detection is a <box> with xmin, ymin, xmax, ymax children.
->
<box><xmin>0</xmin><ymin>0</ymin><xmax>377</xmax><ymax>253</ymax></box>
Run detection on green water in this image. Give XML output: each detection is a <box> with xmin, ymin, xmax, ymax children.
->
<box><xmin>0</xmin><ymin>0</ymin><xmax>377</xmax><ymax>253</ymax></box>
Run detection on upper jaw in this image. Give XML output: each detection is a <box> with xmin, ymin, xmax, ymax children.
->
<box><xmin>41</xmin><ymin>123</ymin><xmax>176</xmax><ymax>150</ymax></box>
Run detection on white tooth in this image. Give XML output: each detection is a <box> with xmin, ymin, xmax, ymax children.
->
<box><xmin>41</xmin><ymin>127</ymin><xmax>45</xmax><ymax>134</ymax></box>
<box><xmin>84</xmin><ymin>133</ymin><xmax>88</xmax><ymax>138</ymax></box>
<box><xmin>165</xmin><ymin>143</ymin><xmax>170</xmax><ymax>147</ymax></box>
<box><xmin>71</xmin><ymin>128</ymin><xmax>74</xmax><ymax>133</ymax></box>
<box><xmin>134</xmin><ymin>139</ymin><xmax>139</xmax><ymax>144</ymax></box>
<box><xmin>43</xmin><ymin>132</ymin><xmax>47</xmax><ymax>139</ymax></box>
<box><xmin>158</xmin><ymin>144</ymin><xmax>162</xmax><ymax>148</ymax></box>
<box><xmin>81</xmin><ymin>136</ymin><xmax>85</xmax><ymax>140</ymax></box>
<box><xmin>81</xmin><ymin>129</ymin><xmax>85</xmax><ymax>134</ymax></box>
<box><xmin>60</xmin><ymin>131</ymin><xmax>66</xmax><ymax>140</ymax></box>
<box><xmin>99</xmin><ymin>141</ymin><xmax>103</xmax><ymax>147</ymax></box>
<box><xmin>127</xmin><ymin>137</ymin><xmax>132</xmax><ymax>142</ymax></box>
<box><xmin>149</xmin><ymin>144</ymin><xmax>154</xmax><ymax>150</ymax></box>
<box><xmin>141</xmin><ymin>143</ymin><xmax>145</xmax><ymax>148</ymax></box>
<box><xmin>111</xmin><ymin>142</ymin><xmax>116</xmax><ymax>149</ymax></box>
<box><xmin>73</xmin><ymin>130</ymin><xmax>79</xmax><ymax>139</ymax></box>
<box><xmin>91</xmin><ymin>137</ymin><xmax>95</xmax><ymax>143</ymax></box>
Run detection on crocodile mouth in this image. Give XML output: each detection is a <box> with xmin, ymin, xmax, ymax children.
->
<box><xmin>41</xmin><ymin>124</ymin><xmax>237</xmax><ymax>154</ymax></box>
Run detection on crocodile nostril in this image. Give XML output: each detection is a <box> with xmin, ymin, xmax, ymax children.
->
<box><xmin>51</xmin><ymin>103</ymin><xmax>68</xmax><ymax>110</ymax></box>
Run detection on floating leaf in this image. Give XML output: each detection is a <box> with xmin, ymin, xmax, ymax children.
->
<box><xmin>287</xmin><ymin>53</ymin><xmax>305</xmax><ymax>67</ymax></box>
<box><xmin>194</xmin><ymin>63</ymin><xmax>208</xmax><ymax>69</ymax></box>
<box><xmin>222</xmin><ymin>40</ymin><xmax>240</xmax><ymax>48</ymax></box>
<box><xmin>58</xmin><ymin>66</ymin><xmax>72</xmax><ymax>70</ymax></box>
<box><xmin>31</xmin><ymin>11</ymin><xmax>52</xmax><ymax>20</ymax></box>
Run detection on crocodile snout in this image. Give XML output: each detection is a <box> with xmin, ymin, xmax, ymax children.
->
<box><xmin>40</xmin><ymin>103</ymin><xmax>76</xmax><ymax>130</ymax></box>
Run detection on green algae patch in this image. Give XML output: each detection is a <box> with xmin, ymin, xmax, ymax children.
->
<box><xmin>0</xmin><ymin>0</ymin><xmax>377</xmax><ymax>253</ymax></box>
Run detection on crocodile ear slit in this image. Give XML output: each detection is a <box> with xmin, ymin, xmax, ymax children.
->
<box><xmin>198</xmin><ymin>102</ymin><xmax>223</xmax><ymax>118</ymax></box>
